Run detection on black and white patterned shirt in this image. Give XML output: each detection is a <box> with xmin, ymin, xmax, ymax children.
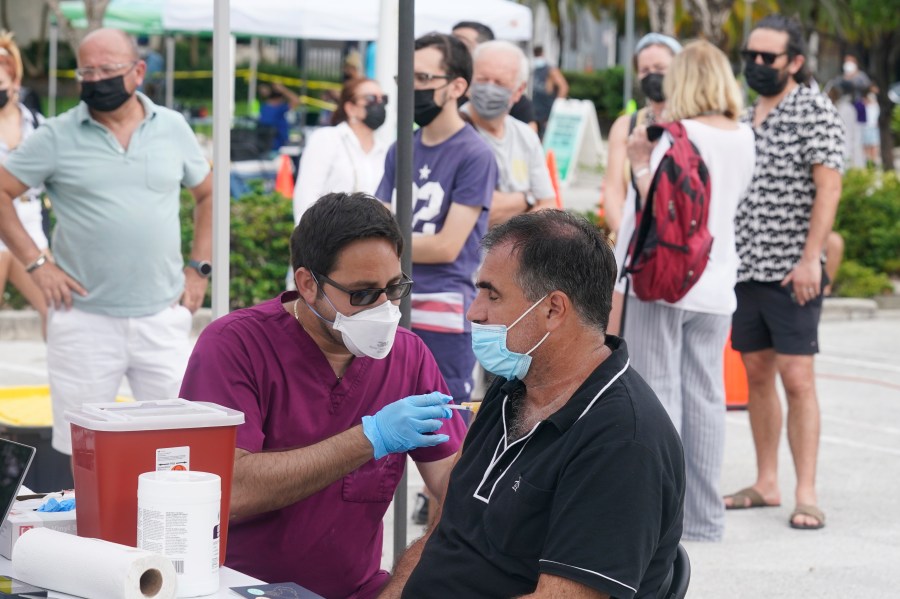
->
<box><xmin>736</xmin><ymin>85</ymin><xmax>845</xmax><ymax>282</ymax></box>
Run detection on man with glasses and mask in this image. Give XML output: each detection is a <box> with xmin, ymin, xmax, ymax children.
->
<box><xmin>725</xmin><ymin>15</ymin><xmax>844</xmax><ymax>532</ymax></box>
<box><xmin>0</xmin><ymin>28</ymin><xmax>211</xmax><ymax>457</ymax></box>
<box><xmin>379</xmin><ymin>210</ymin><xmax>684</xmax><ymax>599</ymax></box>
<box><xmin>376</xmin><ymin>32</ymin><xmax>497</xmax><ymax>419</ymax></box>
<box><xmin>462</xmin><ymin>40</ymin><xmax>555</xmax><ymax>227</ymax></box>
<box><xmin>180</xmin><ymin>192</ymin><xmax>467</xmax><ymax>599</ymax></box>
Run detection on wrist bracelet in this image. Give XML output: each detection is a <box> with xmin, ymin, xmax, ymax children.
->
<box><xmin>633</xmin><ymin>166</ymin><xmax>651</xmax><ymax>179</ymax></box>
<box><xmin>25</xmin><ymin>253</ymin><xmax>47</xmax><ymax>273</ymax></box>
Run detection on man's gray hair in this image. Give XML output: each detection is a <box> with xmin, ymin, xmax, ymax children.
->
<box><xmin>473</xmin><ymin>40</ymin><xmax>529</xmax><ymax>87</ymax></box>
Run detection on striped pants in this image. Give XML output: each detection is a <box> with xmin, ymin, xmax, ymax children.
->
<box><xmin>624</xmin><ymin>300</ymin><xmax>731</xmax><ymax>542</ymax></box>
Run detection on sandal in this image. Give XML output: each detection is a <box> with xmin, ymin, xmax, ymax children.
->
<box><xmin>790</xmin><ymin>504</ymin><xmax>825</xmax><ymax>530</ymax></box>
<box><xmin>724</xmin><ymin>486</ymin><xmax>780</xmax><ymax>510</ymax></box>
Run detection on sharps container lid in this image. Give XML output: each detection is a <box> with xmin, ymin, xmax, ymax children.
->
<box><xmin>66</xmin><ymin>399</ymin><xmax>245</xmax><ymax>432</ymax></box>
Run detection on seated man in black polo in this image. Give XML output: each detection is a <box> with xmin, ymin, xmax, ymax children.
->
<box><xmin>379</xmin><ymin>210</ymin><xmax>685</xmax><ymax>599</ymax></box>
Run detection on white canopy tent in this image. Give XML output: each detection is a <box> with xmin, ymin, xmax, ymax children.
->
<box><xmin>59</xmin><ymin>0</ymin><xmax>531</xmax><ymax>41</ymax></box>
<box><xmin>165</xmin><ymin>0</ymin><xmax>532</xmax><ymax>41</ymax></box>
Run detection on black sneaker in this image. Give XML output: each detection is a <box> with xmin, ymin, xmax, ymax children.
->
<box><xmin>412</xmin><ymin>492</ymin><xmax>429</xmax><ymax>525</ymax></box>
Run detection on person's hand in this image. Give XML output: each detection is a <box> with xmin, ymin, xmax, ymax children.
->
<box><xmin>30</xmin><ymin>260</ymin><xmax>87</xmax><ymax>310</ymax></box>
<box><xmin>181</xmin><ymin>268</ymin><xmax>209</xmax><ymax>314</ymax></box>
<box><xmin>362</xmin><ymin>392</ymin><xmax>453</xmax><ymax>460</ymax></box>
<box><xmin>781</xmin><ymin>258</ymin><xmax>822</xmax><ymax>306</ymax></box>
<box><xmin>626</xmin><ymin>125</ymin><xmax>655</xmax><ymax>167</ymax></box>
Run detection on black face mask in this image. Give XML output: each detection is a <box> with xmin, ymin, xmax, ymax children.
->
<box><xmin>80</xmin><ymin>75</ymin><xmax>133</xmax><ymax>112</ymax></box>
<box><xmin>413</xmin><ymin>88</ymin><xmax>444</xmax><ymax>127</ymax></box>
<box><xmin>744</xmin><ymin>61</ymin><xmax>790</xmax><ymax>97</ymax></box>
<box><xmin>640</xmin><ymin>73</ymin><xmax>666</xmax><ymax>103</ymax></box>
<box><xmin>363</xmin><ymin>102</ymin><xmax>386</xmax><ymax>130</ymax></box>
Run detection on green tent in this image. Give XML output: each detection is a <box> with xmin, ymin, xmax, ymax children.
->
<box><xmin>57</xmin><ymin>0</ymin><xmax>166</xmax><ymax>35</ymax></box>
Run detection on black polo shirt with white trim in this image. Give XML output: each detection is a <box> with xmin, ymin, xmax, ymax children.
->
<box><xmin>402</xmin><ymin>336</ymin><xmax>685</xmax><ymax>599</ymax></box>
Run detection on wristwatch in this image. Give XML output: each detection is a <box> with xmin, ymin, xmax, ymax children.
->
<box><xmin>523</xmin><ymin>191</ymin><xmax>537</xmax><ymax>209</ymax></box>
<box><xmin>187</xmin><ymin>259</ymin><xmax>212</xmax><ymax>278</ymax></box>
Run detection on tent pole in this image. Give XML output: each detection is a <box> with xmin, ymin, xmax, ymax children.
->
<box><xmin>624</xmin><ymin>0</ymin><xmax>634</xmax><ymax>108</ymax></box>
<box><xmin>165</xmin><ymin>35</ymin><xmax>175</xmax><ymax>110</ymax></box>
<box><xmin>211</xmin><ymin>0</ymin><xmax>232</xmax><ymax>319</ymax></box>
<box><xmin>248</xmin><ymin>36</ymin><xmax>259</xmax><ymax>111</ymax></box>
<box><xmin>391</xmin><ymin>0</ymin><xmax>414</xmax><ymax>563</ymax></box>
<box><xmin>49</xmin><ymin>20</ymin><xmax>58</xmax><ymax>117</ymax></box>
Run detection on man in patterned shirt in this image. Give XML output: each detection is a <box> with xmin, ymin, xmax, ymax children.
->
<box><xmin>725</xmin><ymin>15</ymin><xmax>844</xmax><ymax>531</ymax></box>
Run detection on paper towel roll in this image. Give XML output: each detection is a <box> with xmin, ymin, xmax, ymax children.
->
<box><xmin>12</xmin><ymin>528</ymin><xmax>177</xmax><ymax>599</ymax></box>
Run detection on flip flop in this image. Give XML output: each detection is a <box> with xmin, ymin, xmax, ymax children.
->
<box><xmin>723</xmin><ymin>486</ymin><xmax>781</xmax><ymax>510</ymax></box>
<box><xmin>790</xmin><ymin>504</ymin><xmax>826</xmax><ymax>530</ymax></box>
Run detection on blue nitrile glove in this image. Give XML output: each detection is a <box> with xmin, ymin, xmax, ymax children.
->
<box><xmin>362</xmin><ymin>391</ymin><xmax>453</xmax><ymax>459</ymax></box>
<box><xmin>36</xmin><ymin>497</ymin><xmax>76</xmax><ymax>512</ymax></box>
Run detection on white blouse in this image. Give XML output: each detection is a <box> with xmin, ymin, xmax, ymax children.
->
<box><xmin>292</xmin><ymin>122</ymin><xmax>388</xmax><ymax>224</ymax></box>
<box><xmin>614</xmin><ymin>119</ymin><xmax>756</xmax><ymax>315</ymax></box>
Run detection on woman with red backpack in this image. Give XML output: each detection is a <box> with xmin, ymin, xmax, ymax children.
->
<box><xmin>619</xmin><ymin>40</ymin><xmax>756</xmax><ymax>542</ymax></box>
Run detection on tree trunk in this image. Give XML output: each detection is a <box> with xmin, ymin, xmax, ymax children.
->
<box><xmin>45</xmin><ymin>0</ymin><xmax>110</xmax><ymax>55</ymax></box>
<box><xmin>870</xmin><ymin>31</ymin><xmax>897</xmax><ymax>171</ymax></box>
<box><xmin>21</xmin><ymin>4</ymin><xmax>49</xmax><ymax>77</ymax></box>
<box><xmin>646</xmin><ymin>0</ymin><xmax>675</xmax><ymax>36</ymax></box>
<box><xmin>682</xmin><ymin>0</ymin><xmax>733</xmax><ymax>47</ymax></box>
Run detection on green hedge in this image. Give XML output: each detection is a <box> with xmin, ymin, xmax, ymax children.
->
<box><xmin>180</xmin><ymin>185</ymin><xmax>294</xmax><ymax>310</ymax></box>
<box><xmin>832</xmin><ymin>168</ymin><xmax>900</xmax><ymax>297</ymax></box>
<box><xmin>563</xmin><ymin>67</ymin><xmax>625</xmax><ymax>126</ymax></box>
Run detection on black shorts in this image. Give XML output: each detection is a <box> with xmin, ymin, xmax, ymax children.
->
<box><xmin>731</xmin><ymin>279</ymin><xmax>825</xmax><ymax>355</ymax></box>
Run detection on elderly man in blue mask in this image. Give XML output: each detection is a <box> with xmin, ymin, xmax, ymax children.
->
<box><xmin>463</xmin><ymin>40</ymin><xmax>556</xmax><ymax>227</ymax></box>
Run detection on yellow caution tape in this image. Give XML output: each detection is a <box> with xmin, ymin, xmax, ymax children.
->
<box><xmin>53</xmin><ymin>69</ymin><xmax>342</xmax><ymax>91</ymax></box>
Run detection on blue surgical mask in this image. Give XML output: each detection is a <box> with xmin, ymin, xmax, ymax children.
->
<box><xmin>471</xmin><ymin>295</ymin><xmax>549</xmax><ymax>381</ymax></box>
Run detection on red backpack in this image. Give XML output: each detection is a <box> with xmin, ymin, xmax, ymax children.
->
<box><xmin>623</xmin><ymin>121</ymin><xmax>713</xmax><ymax>304</ymax></box>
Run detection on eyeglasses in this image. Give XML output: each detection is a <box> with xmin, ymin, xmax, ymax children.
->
<box><xmin>357</xmin><ymin>94</ymin><xmax>388</xmax><ymax>106</ymax></box>
<box><xmin>394</xmin><ymin>72</ymin><xmax>452</xmax><ymax>86</ymax></box>
<box><xmin>740</xmin><ymin>50</ymin><xmax>788</xmax><ymax>66</ymax></box>
<box><xmin>75</xmin><ymin>60</ymin><xmax>138</xmax><ymax>82</ymax></box>
<box><xmin>314</xmin><ymin>272</ymin><xmax>413</xmax><ymax>306</ymax></box>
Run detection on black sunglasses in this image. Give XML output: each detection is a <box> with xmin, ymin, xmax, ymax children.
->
<box><xmin>357</xmin><ymin>94</ymin><xmax>388</xmax><ymax>105</ymax></box>
<box><xmin>394</xmin><ymin>72</ymin><xmax>452</xmax><ymax>85</ymax></box>
<box><xmin>314</xmin><ymin>272</ymin><xmax>413</xmax><ymax>306</ymax></box>
<box><xmin>741</xmin><ymin>49</ymin><xmax>788</xmax><ymax>66</ymax></box>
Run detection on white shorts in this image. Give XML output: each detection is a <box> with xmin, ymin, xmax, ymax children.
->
<box><xmin>0</xmin><ymin>197</ymin><xmax>48</xmax><ymax>252</ymax></box>
<box><xmin>47</xmin><ymin>304</ymin><xmax>193</xmax><ymax>454</ymax></box>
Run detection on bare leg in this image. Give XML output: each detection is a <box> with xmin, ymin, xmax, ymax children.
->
<box><xmin>725</xmin><ymin>348</ymin><xmax>782</xmax><ymax>507</ymax></box>
<box><xmin>0</xmin><ymin>251</ymin><xmax>11</xmax><ymax>301</ymax></box>
<box><xmin>776</xmin><ymin>353</ymin><xmax>821</xmax><ymax>527</ymax></box>
<box><xmin>823</xmin><ymin>232</ymin><xmax>844</xmax><ymax>296</ymax></box>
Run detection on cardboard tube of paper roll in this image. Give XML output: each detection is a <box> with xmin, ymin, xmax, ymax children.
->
<box><xmin>12</xmin><ymin>528</ymin><xmax>177</xmax><ymax>599</ymax></box>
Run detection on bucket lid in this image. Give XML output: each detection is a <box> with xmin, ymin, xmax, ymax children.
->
<box><xmin>138</xmin><ymin>470</ymin><xmax>221</xmax><ymax>497</ymax></box>
<box><xmin>65</xmin><ymin>399</ymin><xmax>245</xmax><ymax>432</ymax></box>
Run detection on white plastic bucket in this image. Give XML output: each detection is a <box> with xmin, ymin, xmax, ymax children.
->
<box><xmin>137</xmin><ymin>471</ymin><xmax>221</xmax><ymax>597</ymax></box>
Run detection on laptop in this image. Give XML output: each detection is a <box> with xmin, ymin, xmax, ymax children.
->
<box><xmin>0</xmin><ymin>438</ymin><xmax>36</xmax><ymax>526</ymax></box>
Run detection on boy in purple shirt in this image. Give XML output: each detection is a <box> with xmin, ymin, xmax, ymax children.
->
<box><xmin>375</xmin><ymin>33</ymin><xmax>498</xmax><ymax>405</ymax></box>
<box><xmin>180</xmin><ymin>193</ymin><xmax>466</xmax><ymax>599</ymax></box>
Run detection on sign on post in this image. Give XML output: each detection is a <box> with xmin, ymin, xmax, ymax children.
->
<box><xmin>542</xmin><ymin>98</ymin><xmax>604</xmax><ymax>188</ymax></box>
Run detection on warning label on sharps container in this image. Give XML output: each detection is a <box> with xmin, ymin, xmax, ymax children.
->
<box><xmin>156</xmin><ymin>446</ymin><xmax>190</xmax><ymax>471</ymax></box>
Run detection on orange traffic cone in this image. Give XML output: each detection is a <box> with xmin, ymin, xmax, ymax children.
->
<box><xmin>724</xmin><ymin>329</ymin><xmax>748</xmax><ymax>410</ymax></box>
<box><xmin>545</xmin><ymin>150</ymin><xmax>563</xmax><ymax>209</ymax></box>
<box><xmin>275</xmin><ymin>154</ymin><xmax>294</xmax><ymax>199</ymax></box>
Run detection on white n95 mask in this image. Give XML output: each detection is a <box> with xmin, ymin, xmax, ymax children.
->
<box><xmin>306</xmin><ymin>292</ymin><xmax>401</xmax><ymax>359</ymax></box>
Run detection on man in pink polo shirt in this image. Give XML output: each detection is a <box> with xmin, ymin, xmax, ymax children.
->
<box><xmin>180</xmin><ymin>192</ymin><xmax>467</xmax><ymax>599</ymax></box>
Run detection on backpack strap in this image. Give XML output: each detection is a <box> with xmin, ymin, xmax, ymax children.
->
<box><xmin>27</xmin><ymin>106</ymin><xmax>40</xmax><ymax>129</ymax></box>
